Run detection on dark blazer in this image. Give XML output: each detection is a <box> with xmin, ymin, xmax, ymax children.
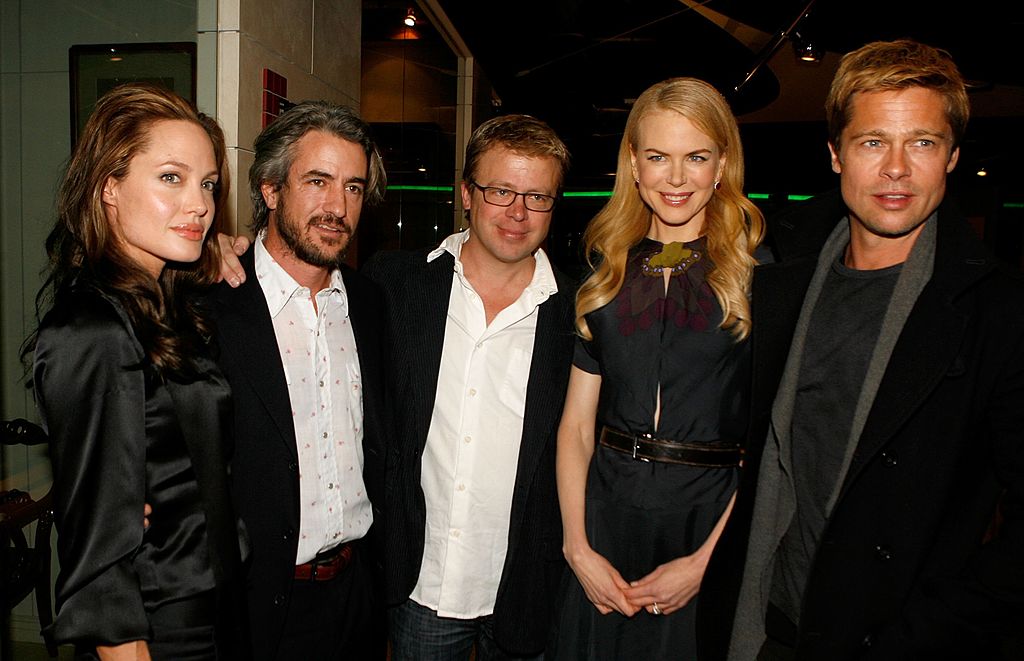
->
<box><xmin>207</xmin><ymin>249</ymin><xmax>388</xmax><ymax>658</ymax></box>
<box><xmin>363</xmin><ymin>248</ymin><xmax>575</xmax><ymax>655</ymax></box>
<box><xmin>698</xmin><ymin>192</ymin><xmax>1024</xmax><ymax>660</ymax></box>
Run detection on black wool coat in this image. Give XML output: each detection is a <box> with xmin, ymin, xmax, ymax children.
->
<box><xmin>699</xmin><ymin>192</ymin><xmax>1024</xmax><ymax>660</ymax></box>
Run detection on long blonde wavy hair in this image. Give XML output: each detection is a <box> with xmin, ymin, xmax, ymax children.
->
<box><xmin>575</xmin><ymin>77</ymin><xmax>765</xmax><ymax>341</ymax></box>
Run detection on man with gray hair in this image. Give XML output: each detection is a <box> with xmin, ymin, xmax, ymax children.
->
<box><xmin>209</xmin><ymin>101</ymin><xmax>388</xmax><ymax>659</ymax></box>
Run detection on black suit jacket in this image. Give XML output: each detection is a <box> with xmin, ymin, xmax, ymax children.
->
<box><xmin>208</xmin><ymin>250</ymin><xmax>387</xmax><ymax>659</ymax></box>
<box><xmin>698</xmin><ymin>193</ymin><xmax>1024</xmax><ymax>660</ymax></box>
<box><xmin>363</xmin><ymin>249</ymin><xmax>575</xmax><ymax>655</ymax></box>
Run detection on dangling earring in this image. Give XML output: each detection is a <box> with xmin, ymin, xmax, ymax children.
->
<box><xmin>714</xmin><ymin>180</ymin><xmax>721</xmax><ymax>191</ymax></box>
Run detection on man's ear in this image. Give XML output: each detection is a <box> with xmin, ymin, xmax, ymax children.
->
<box><xmin>946</xmin><ymin>146</ymin><xmax>960</xmax><ymax>174</ymax></box>
<box><xmin>828</xmin><ymin>142</ymin><xmax>842</xmax><ymax>174</ymax></box>
<box><xmin>460</xmin><ymin>181</ymin><xmax>473</xmax><ymax>212</ymax></box>
<box><xmin>261</xmin><ymin>182</ymin><xmax>280</xmax><ymax>210</ymax></box>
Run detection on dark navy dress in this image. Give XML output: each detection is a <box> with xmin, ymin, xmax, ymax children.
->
<box><xmin>551</xmin><ymin>237</ymin><xmax>751</xmax><ymax>660</ymax></box>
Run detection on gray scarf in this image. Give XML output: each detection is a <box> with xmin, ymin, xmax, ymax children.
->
<box><xmin>727</xmin><ymin>215</ymin><xmax>937</xmax><ymax>659</ymax></box>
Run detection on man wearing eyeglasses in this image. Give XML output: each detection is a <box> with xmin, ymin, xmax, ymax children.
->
<box><xmin>363</xmin><ymin>114</ymin><xmax>575</xmax><ymax>660</ymax></box>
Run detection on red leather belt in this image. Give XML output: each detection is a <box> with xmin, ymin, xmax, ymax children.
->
<box><xmin>599</xmin><ymin>426</ymin><xmax>743</xmax><ymax>467</ymax></box>
<box><xmin>294</xmin><ymin>542</ymin><xmax>354</xmax><ymax>581</ymax></box>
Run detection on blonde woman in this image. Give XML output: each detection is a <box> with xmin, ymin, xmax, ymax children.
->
<box><xmin>552</xmin><ymin>77</ymin><xmax>765</xmax><ymax>658</ymax></box>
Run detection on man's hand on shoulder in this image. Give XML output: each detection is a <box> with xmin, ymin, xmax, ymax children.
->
<box><xmin>217</xmin><ymin>233</ymin><xmax>251</xmax><ymax>287</ymax></box>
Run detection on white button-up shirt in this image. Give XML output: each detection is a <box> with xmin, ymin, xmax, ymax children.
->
<box><xmin>410</xmin><ymin>230</ymin><xmax>558</xmax><ymax>618</ymax></box>
<box><xmin>254</xmin><ymin>238</ymin><xmax>372</xmax><ymax>565</ymax></box>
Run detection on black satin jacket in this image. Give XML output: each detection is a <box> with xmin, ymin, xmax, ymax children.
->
<box><xmin>33</xmin><ymin>282</ymin><xmax>245</xmax><ymax>651</ymax></box>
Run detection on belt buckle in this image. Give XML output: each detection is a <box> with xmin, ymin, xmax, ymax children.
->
<box><xmin>633</xmin><ymin>433</ymin><xmax>652</xmax><ymax>462</ymax></box>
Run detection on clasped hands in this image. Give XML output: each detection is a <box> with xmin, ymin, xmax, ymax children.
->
<box><xmin>566</xmin><ymin>544</ymin><xmax>707</xmax><ymax>618</ymax></box>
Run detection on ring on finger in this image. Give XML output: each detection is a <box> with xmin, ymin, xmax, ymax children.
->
<box><xmin>652</xmin><ymin>601</ymin><xmax>662</xmax><ymax>615</ymax></box>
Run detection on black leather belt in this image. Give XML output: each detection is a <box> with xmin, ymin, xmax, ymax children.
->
<box><xmin>599</xmin><ymin>426</ymin><xmax>743</xmax><ymax>467</ymax></box>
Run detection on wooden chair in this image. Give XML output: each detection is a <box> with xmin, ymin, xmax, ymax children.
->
<box><xmin>1</xmin><ymin>418</ymin><xmax>56</xmax><ymax>658</ymax></box>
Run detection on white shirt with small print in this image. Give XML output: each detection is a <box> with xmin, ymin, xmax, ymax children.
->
<box><xmin>254</xmin><ymin>237</ymin><xmax>372</xmax><ymax>565</ymax></box>
<box><xmin>409</xmin><ymin>230</ymin><xmax>558</xmax><ymax>618</ymax></box>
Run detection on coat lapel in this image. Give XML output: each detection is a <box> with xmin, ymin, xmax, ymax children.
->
<box><xmin>839</xmin><ymin>214</ymin><xmax>993</xmax><ymax>496</ymax></box>
<box><xmin>342</xmin><ymin>267</ymin><xmax>381</xmax><ymax>453</ymax></box>
<box><xmin>407</xmin><ymin>254</ymin><xmax>455</xmax><ymax>450</ymax></box>
<box><xmin>212</xmin><ymin>252</ymin><xmax>297</xmax><ymax>460</ymax></box>
<box><xmin>508</xmin><ymin>288</ymin><xmax>573</xmax><ymax>526</ymax></box>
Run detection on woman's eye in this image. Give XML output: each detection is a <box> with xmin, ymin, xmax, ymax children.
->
<box><xmin>161</xmin><ymin>173</ymin><xmax>181</xmax><ymax>183</ymax></box>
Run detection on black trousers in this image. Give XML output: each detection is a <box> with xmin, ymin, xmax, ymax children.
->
<box><xmin>277</xmin><ymin>546</ymin><xmax>385</xmax><ymax>661</ymax></box>
<box><xmin>75</xmin><ymin>591</ymin><xmax>221</xmax><ymax>660</ymax></box>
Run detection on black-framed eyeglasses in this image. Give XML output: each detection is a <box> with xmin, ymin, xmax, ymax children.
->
<box><xmin>470</xmin><ymin>181</ymin><xmax>557</xmax><ymax>212</ymax></box>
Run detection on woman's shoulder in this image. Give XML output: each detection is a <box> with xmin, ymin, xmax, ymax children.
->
<box><xmin>37</xmin><ymin>282</ymin><xmax>142</xmax><ymax>361</ymax></box>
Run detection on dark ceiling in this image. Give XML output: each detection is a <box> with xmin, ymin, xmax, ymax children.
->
<box><xmin>364</xmin><ymin>1</ymin><xmax>1024</xmax><ymax>204</ymax></box>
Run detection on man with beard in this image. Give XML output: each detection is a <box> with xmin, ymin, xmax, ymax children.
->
<box><xmin>207</xmin><ymin>101</ymin><xmax>388</xmax><ymax>660</ymax></box>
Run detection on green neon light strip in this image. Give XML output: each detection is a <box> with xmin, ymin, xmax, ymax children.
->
<box><xmin>388</xmin><ymin>186</ymin><xmax>1020</xmax><ymax>209</ymax></box>
<box><xmin>389</xmin><ymin>185</ymin><xmax>454</xmax><ymax>192</ymax></box>
<box><xmin>563</xmin><ymin>191</ymin><xmax>611</xmax><ymax>198</ymax></box>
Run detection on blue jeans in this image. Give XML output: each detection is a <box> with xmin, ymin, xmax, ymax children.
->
<box><xmin>388</xmin><ymin>599</ymin><xmax>544</xmax><ymax>661</ymax></box>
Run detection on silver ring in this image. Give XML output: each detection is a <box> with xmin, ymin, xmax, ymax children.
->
<box><xmin>652</xmin><ymin>602</ymin><xmax>662</xmax><ymax>615</ymax></box>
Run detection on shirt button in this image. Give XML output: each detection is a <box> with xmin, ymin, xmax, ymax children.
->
<box><xmin>328</xmin><ymin>482</ymin><xmax>334</xmax><ymax>489</ymax></box>
<box><xmin>457</xmin><ymin>483</ymin><xmax>466</xmax><ymax>491</ymax></box>
<box><xmin>319</xmin><ymin>380</ymin><xmax>325</xmax><ymax>387</ymax></box>
<box><xmin>323</xmin><ymin>432</ymin><xmax>328</xmax><ymax>439</ymax></box>
<box><xmin>273</xmin><ymin>594</ymin><xmax>285</xmax><ymax>607</ymax></box>
<box><xmin>463</xmin><ymin>436</ymin><xmax>472</xmax><ymax>444</ymax></box>
<box><xmin>468</xmin><ymin>388</ymin><xmax>477</xmax><ymax>397</ymax></box>
<box><xmin>450</xmin><ymin>529</ymin><xmax>460</xmax><ymax>538</ymax></box>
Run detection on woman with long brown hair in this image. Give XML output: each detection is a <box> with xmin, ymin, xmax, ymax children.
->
<box><xmin>29</xmin><ymin>83</ymin><xmax>245</xmax><ymax>660</ymax></box>
<box><xmin>552</xmin><ymin>77</ymin><xmax>765</xmax><ymax>658</ymax></box>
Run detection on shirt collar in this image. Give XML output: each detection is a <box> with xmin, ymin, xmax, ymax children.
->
<box><xmin>426</xmin><ymin>229</ymin><xmax>559</xmax><ymax>299</ymax></box>
<box><xmin>427</xmin><ymin>229</ymin><xmax>471</xmax><ymax>269</ymax></box>
<box><xmin>254</xmin><ymin>235</ymin><xmax>346</xmax><ymax>318</ymax></box>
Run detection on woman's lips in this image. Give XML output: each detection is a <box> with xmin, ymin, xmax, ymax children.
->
<box><xmin>172</xmin><ymin>223</ymin><xmax>205</xmax><ymax>241</ymax></box>
<box><xmin>660</xmin><ymin>192</ymin><xmax>692</xmax><ymax>205</ymax></box>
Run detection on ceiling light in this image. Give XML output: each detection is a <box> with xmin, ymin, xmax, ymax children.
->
<box><xmin>404</xmin><ymin>7</ymin><xmax>417</xmax><ymax>27</ymax></box>
<box><xmin>791</xmin><ymin>31</ymin><xmax>821</xmax><ymax>64</ymax></box>
<box><xmin>977</xmin><ymin>167</ymin><xmax>988</xmax><ymax>177</ymax></box>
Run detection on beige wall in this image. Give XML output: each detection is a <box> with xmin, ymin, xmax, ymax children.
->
<box><xmin>212</xmin><ymin>0</ymin><xmax>363</xmax><ymax>237</ymax></box>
